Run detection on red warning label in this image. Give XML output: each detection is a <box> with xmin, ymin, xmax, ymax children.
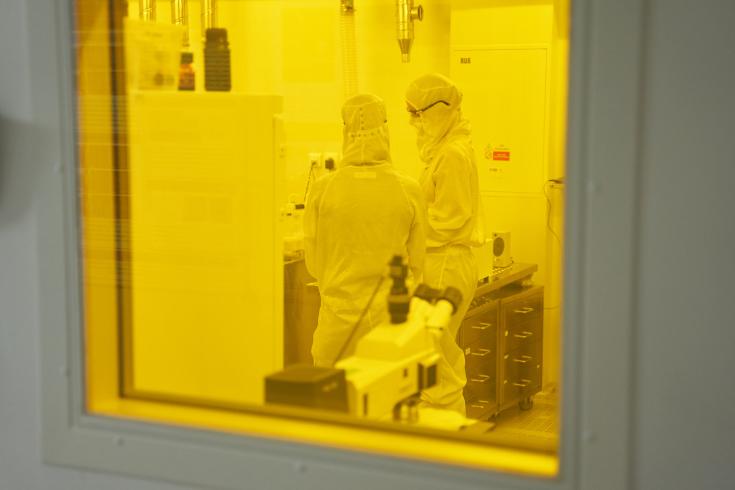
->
<box><xmin>492</xmin><ymin>151</ymin><xmax>511</xmax><ymax>161</ymax></box>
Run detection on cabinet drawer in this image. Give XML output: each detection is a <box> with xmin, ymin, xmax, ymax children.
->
<box><xmin>500</xmin><ymin>287</ymin><xmax>543</xmax><ymax>353</ymax></box>
<box><xmin>502</xmin><ymin>375</ymin><xmax>540</xmax><ymax>404</ymax></box>
<box><xmin>464</xmin><ymin>373</ymin><xmax>496</xmax><ymax>402</ymax></box>
<box><xmin>503</xmin><ymin>294</ymin><xmax>543</xmax><ymax>331</ymax></box>
<box><xmin>501</xmin><ymin>345</ymin><xmax>542</xmax><ymax>401</ymax></box>
<box><xmin>466</xmin><ymin>399</ymin><xmax>496</xmax><ymax>420</ymax></box>
<box><xmin>503</xmin><ymin>344</ymin><xmax>542</xmax><ymax>380</ymax></box>
<box><xmin>460</xmin><ymin>301</ymin><xmax>499</xmax><ymax>347</ymax></box>
<box><xmin>464</xmin><ymin>344</ymin><xmax>497</xmax><ymax>379</ymax></box>
<box><xmin>461</xmin><ymin>312</ymin><xmax>498</xmax><ymax>347</ymax></box>
<box><xmin>505</xmin><ymin>320</ymin><xmax>541</xmax><ymax>353</ymax></box>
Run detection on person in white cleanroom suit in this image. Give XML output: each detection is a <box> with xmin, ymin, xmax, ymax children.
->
<box><xmin>304</xmin><ymin>94</ymin><xmax>427</xmax><ymax>367</ymax></box>
<box><xmin>405</xmin><ymin>73</ymin><xmax>484</xmax><ymax>415</ymax></box>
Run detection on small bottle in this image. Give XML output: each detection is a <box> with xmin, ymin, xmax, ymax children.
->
<box><xmin>178</xmin><ymin>52</ymin><xmax>195</xmax><ymax>91</ymax></box>
<box><xmin>204</xmin><ymin>28</ymin><xmax>232</xmax><ymax>91</ymax></box>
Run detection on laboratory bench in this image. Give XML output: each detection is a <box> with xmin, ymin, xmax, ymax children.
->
<box><xmin>283</xmin><ymin>258</ymin><xmax>544</xmax><ymax>421</ymax></box>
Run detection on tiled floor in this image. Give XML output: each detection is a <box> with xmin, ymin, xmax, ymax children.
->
<box><xmin>491</xmin><ymin>390</ymin><xmax>559</xmax><ymax>443</ymax></box>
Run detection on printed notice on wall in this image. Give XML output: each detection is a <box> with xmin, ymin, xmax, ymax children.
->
<box><xmin>492</xmin><ymin>149</ymin><xmax>510</xmax><ymax>161</ymax></box>
<box><xmin>484</xmin><ymin>144</ymin><xmax>511</xmax><ymax>162</ymax></box>
<box><xmin>482</xmin><ymin>144</ymin><xmax>512</xmax><ymax>179</ymax></box>
<box><xmin>483</xmin><ymin>144</ymin><xmax>512</xmax><ymax>180</ymax></box>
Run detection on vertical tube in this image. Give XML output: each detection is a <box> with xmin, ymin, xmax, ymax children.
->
<box><xmin>139</xmin><ymin>0</ymin><xmax>156</xmax><ymax>21</ymax></box>
<box><xmin>171</xmin><ymin>0</ymin><xmax>190</xmax><ymax>47</ymax></box>
<box><xmin>341</xmin><ymin>0</ymin><xmax>358</xmax><ymax>98</ymax></box>
<box><xmin>202</xmin><ymin>0</ymin><xmax>218</xmax><ymax>32</ymax></box>
<box><xmin>396</xmin><ymin>0</ymin><xmax>422</xmax><ymax>63</ymax></box>
<box><xmin>396</xmin><ymin>0</ymin><xmax>412</xmax><ymax>62</ymax></box>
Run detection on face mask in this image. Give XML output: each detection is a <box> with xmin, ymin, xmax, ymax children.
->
<box><xmin>409</xmin><ymin>114</ymin><xmax>423</xmax><ymax>131</ymax></box>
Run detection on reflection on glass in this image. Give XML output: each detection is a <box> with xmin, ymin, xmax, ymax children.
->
<box><xmin>77</xmin><ymin>0</ymin><xmax>569</xmax><ymax>472</ymax></box>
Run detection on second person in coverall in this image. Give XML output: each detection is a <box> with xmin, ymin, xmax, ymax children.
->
<box><xmin>406</xmin><ymin>73</ymin><xmax>484</xmax><ymax>415</ymax></box>
<box><xmin>304</xmin><ymin>94</ymin><xmax>427</xmax><ymax>368</ymax></box>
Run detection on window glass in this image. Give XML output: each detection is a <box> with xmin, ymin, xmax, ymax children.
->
<box><xmin>77</xmin><ymin>0</ymin><xmax>568</xmax><ymax>474</ymax></box>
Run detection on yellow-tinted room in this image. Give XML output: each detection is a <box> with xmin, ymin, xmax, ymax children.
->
<box><xmin>76</xmin><ymin>0</ymin><xmax>569</xmax><ymax>476</ymax></box>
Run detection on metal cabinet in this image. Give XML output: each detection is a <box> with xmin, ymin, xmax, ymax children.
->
<box><xmin>460</xmin><ymin>298</ymin><xmax>500</xmax><ymax>419</ymax></box>
<box><xmin>499</xmin><ymin>286</ymin><xmax>544</xmax><ymax>412</ymax></box>
<box><xmin>459</xmin><ymin>285</ymin><xmax>544</xmax><ymax>419</ymax></box>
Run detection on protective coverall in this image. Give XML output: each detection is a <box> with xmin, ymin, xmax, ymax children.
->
<box><xmin>304</xmin><ymin>94</ymin><xmax>427</xmax><ymax>367</ymax></box>
<box><xmin>406</xmin><ymin>73</ymin><xmax>484</xmax><ymax>415</ymax></box>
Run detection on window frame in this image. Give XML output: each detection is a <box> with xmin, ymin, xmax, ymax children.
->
<box><xmin>38</xmin><ymin>0</ymin><xmax>644</xmax><ymax>488</ymax></box>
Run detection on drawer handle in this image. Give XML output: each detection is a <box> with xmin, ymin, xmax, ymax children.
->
<box><xmin>471</xmin><ymin>322</ymin><xmax>492</xmax><ymax>330</ymax></box>
<box><xmin>470</xmin><ymin>374</ymin><xmax>490</xmax><ymax>383</ymax></box>
<box><xmin>514</xmin><ymin>307</ymin><xmax>535</xmax><ymax>314</ymax></box>
<box><xmin>470</xmin><ymin>348</ymin><xmax>491</xmax><ymax>357</ymax></box>
<box><xmin>513</xmin><ymin>355</ymin><xmax>533</xmax><ymax>364</ymax></box>
<box><xmin>513</xmin><ymin>331</ymin><xmax>534</xmax><ymax>339</ymax></box>
<box><xmin>513</xmin><ymin>379</ymin><xmax>532</xmax><ymax>388</ymax></box>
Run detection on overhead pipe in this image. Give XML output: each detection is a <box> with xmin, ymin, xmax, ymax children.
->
<box><xmin>341</xmin><ymin>0</ymin><xmax>358</xmax><ymax>98</ymax></box>
<box><xmin>139</xmin><ymin>0</ymin><xmax>156</xmax><ymax>21</ymax></box>
<box><xmin>201</xmin><ymin>0</ymin><xmax>218</xmax><ymax>32</ymax></box>
<box><xmin>171</xmin><ymin>0</ymin><xmax>190</xmax><ymax>47</ymax></box>
<box><xmin>396</xmin><ymin>0</ymin><xmax>423</xmax><ymax>63</ymax></box>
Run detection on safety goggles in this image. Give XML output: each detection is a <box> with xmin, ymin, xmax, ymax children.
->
<box><xmin>407</xmin><ymin>99</ymin><xmax>450</xmax><ymax>118</ymax></box>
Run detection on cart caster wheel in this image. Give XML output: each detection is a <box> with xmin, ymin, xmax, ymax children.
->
<box><xmin>519</xmin><ymin>397</ymin><xmax>534</xmax><ymax>411</ymax></box>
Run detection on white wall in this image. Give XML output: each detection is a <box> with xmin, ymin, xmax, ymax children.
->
<box><xmin>1</xmin><ymin>1</ymin><xmax>735</xmax><ymax>489</ymax></box>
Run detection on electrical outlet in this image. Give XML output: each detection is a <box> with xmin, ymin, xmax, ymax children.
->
<box><xmin>308</xmin><ymin>152</ymin><xmax>322</xmax><ymax>168</ymax></box>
